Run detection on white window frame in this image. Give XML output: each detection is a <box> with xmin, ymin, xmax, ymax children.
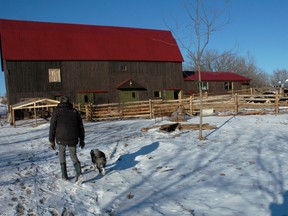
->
<box><xmin>201</xmin><ymin>82</ymin><xmax>209</xmax><ymax>90</ymax></box>
<box><xmin>224</xmin><ymin>82</ymin><xmax>232</xmax><ymax>90</ymax></box>
<box><xmin>120</xmin><ymin>65</ymin><xmax>127</xmax><ymax>71</ymax></box>
<box><xmin>154</xmin><ymin>90</ymin><xmax>162</xmax><ymax>98</ymax></box>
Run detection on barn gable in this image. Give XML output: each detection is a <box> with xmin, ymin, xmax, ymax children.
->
<box><xmin>116</xmin><ymin>79</ymin><xmax>147</xmax><ymax>91</ymax></box>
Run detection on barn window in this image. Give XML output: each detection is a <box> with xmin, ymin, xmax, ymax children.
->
<box><xmin>120</xmin><ymin>65</ymin><xmax>127</xmax><ymax>71</ymax></box>
<box><xmin>201</xmin><ymin>82</ymin><xmax>209</xmax><ymax>90</ymax></box>
<box><xmin>154</xmin><ymin>90</ymin><xmax>161</xmax><ymax>98</ymax></box>
<box><xmin>224</xmin><ymin>82</ymin><xmax>232</xmax><ymax>90</ymax></box>
<box><xmin>48</xmin><ymin>69</ymin><xmax>61</xmax><ymax>83</ymax></box>
<box><xmin>132</xmin><ymin>92</ymin><xmax>136</xmax><ymax>98</ymax></box>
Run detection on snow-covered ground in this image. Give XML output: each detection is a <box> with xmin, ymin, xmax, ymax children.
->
<box><xmin>1</xmin><ymin>111</ymin><xmax>288</xmax><ymax>216</ymax></box>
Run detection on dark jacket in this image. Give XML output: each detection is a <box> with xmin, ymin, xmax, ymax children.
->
<box><xmin>49</xmin><ymin>102</ymin><xmax>85</xmax><ymax>146</ymax></box>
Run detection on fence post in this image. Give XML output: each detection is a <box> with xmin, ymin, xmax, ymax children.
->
<box><xmin>275</xmin><ymin>93</ymin><xmax>279</xmax><ymax>114</ymax></box>
<box><xmin>90</xmin><ymin>103</ymin><xmax>94</xmax><ymax>121</ymax></box>
<box><xmin>91</xmin><ymin>103</ymin><xmax>95</xmax><ymax>121</ymax></box>
<box><xmin>10</xmin><ymin>106</ymin><xmax>16</xmax><ymax>127</ymax></box>
<box><xmin>85</xmin><ymin>104</ymin><xmax>89</xmax><ymax>120</ymax></box>
<box><xmin>85</xmin><ymin>104</ymin><xmax>94</xmax><ymax>121</ymax></box>
<box><xmin>149</xmin><ymin>99</ymin><xmax>153</xmax><ymax>119</ymax></box>
<box><xmin>234</xmin><ymin>93</ymin><xmax>239</xmax><ymax>114</ymax></box>
<box><xmin>190</xmin><ymin>96</ymin><xmax>193</xmax><ymax>116</ymax></box>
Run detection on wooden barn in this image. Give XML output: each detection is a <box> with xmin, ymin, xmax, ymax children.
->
<box><xmin>183</xmin><ymin>71</ymin><xmax>251</xmax><ymax>95</ymax></box>
<box><xmin>0</xmin><ymin>19</ymin><xmax>184</xmax><ymax>106</ymax></box>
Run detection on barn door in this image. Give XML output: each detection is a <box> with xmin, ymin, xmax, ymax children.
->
<box><xmin>119</xmin><ymin>91</ymin><xmax>139</xmax><ymax>103</ymax></box>
<box><xmin>164</xmin><ymin>90</ymin><xmax>181</xmax><ymax>100</ymax></box>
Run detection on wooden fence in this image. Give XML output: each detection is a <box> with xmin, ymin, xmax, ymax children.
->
<box><xmin>74</xmin><ymin>93</ymin><xmax>288</xmax><ymax>121</ymax></box>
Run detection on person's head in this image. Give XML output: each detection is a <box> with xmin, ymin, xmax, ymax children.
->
<box><xmin>60</xmin><ymin>95</ymin><xmax>69</xmax><ymax>103</ymax></box>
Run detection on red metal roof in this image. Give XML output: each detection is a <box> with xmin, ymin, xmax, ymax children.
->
<box><xmin>78</xmin><ymin>90</ymin><xmax>108</xmax><ymax>93</ymax></box>
<box><xmin>0</xmin><ymin>19</ymin><xmax>183</xmax><ymax>62</ymax></box>
<box><xmin>116</xmin><ymin>79</ymin><xmax>147</xmax><ymax>90</ymax></box>
<box><xmin>184</xmin><ymin>71</ymin><xmax>251</xmax><ymax>82</ymax></box>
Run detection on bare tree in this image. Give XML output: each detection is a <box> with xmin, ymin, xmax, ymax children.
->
<box><xmin>270</xmin><ymin>69</ymin><xmax>288</xmax><ymax>87</ymax></box>
<box><xmin>174</xmin><ymin>0</ymin><xmax>228</xmax><ymax>139</ymax></box>
<box><xmin>191</xmin><ymin>49</ymin><xmax>270</xmax><ymax>87</ymax></box>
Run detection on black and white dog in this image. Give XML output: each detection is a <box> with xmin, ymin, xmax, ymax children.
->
<box><xmin>90</xmin><ymin>149</ymin><xmax>107</xmax><ymax>175</ymax></box>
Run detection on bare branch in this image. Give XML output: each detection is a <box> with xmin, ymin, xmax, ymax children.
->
<box><xmin>166</xmin><ymin>0</ymin><xmax>229</xmax><ymax>139</ymax></box>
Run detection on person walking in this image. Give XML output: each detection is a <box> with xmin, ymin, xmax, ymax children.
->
<box><xmin>49</xmin><ymin>96</ymin><xmax>85</xmax><ymax>182</ymax></box>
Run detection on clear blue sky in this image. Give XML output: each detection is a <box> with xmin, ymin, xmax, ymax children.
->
<box><xmin>0</xmin><ymin>0</ymin><xmax>287</xmax><ymax>96</ymax></box>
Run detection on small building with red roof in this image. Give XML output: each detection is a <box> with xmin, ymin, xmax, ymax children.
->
<box><xmin>0</xmin><ymin>19</ymin><xmax>184</xmax><ymax>105</ymax></box>
<box><xmin>183</xmin><ymin>71</ymin><xmax>251</xmax><ymax>95</ymax></box>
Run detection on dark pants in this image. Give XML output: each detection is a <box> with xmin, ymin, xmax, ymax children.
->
<box><xmin>58</xmin><ymin>144</ymin><xmax>79</xmax><ymax>164</ymax></box>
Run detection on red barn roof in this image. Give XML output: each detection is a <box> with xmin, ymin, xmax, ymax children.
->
<box><xmin>116</xmin><ymin>79</ymin><xmax>147</xmax><ymax>90</ymax></box>
<box><xmin>0</xmin><ymin>19</ymin><xmax>183</xmax><ymax>62</ymax></box>
<box><xmin>184</xmin><ymin>71</ymin><xmax>251</xmax><ymax>82</ymax></box>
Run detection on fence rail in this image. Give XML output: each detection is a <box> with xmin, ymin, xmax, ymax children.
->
<box><xmin>74</xmin><ymin>93</ymin><xmax>288</xmax><ymax>121</ymax></box>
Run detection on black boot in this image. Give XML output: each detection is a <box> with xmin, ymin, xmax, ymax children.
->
<box><xmin>74</xmin><ymin>162</ymin><xmax>83</xmax><ymax>182</ymax></box>
<box><xmin>60</xmin><ymin>163</ymin><xmax>69</xmax><ymax>180</ymax></box>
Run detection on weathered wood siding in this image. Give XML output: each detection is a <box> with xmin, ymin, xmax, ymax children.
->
<box><xmin>184</xmin><ymin>81</ymin><xmax>250</xmax><ymax>96</ymax></box>
<box><xmin>5</xmin><ymin>60</ymin><xmax>183</xmax><ymax>105</ymax></box>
